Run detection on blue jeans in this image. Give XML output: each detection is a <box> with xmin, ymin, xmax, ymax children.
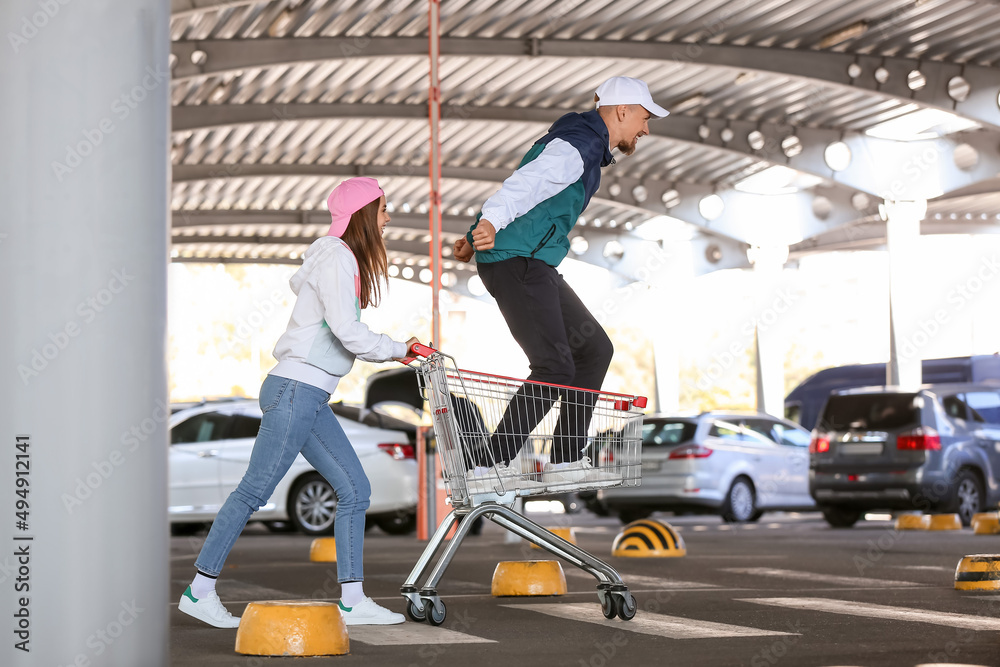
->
<box><xmin>195</xmin><ymin>375</ymin><xmax>371</xmax><ymax>582</ymax></box>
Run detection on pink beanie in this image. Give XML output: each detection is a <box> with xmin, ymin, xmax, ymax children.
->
<box><xmin>326</xmin><ymin>177</ymin><xmax>384</xmax><ymax>237</ymax></box>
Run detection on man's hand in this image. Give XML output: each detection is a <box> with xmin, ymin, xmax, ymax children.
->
<box><xmin>471</xmin><ymin>219</ymin><xmax>496</xmax><ymax>251</ymax></box>
<box><xmin>453</xmin><ymin>237</ymin><xmax>475</xmax><ymax>262</ymax></box>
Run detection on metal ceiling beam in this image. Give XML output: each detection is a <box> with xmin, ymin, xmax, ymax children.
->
<box><xmin>172</xmin><ymin>160</ymin><xmax>854</xmax><ymax>246</ymax></box>
<box><xmin>790</xmin><ymin>218</ymin><xmax>1000</xmax><ymax>257</ymax></box>
<box><xmin>171</xmin><ymin>209</ymin><xmax>473</xmax><ymax>236</ymax></box>
<box><xmin>171</xmin><ymin>102</ymin><xmax>1000</xmax><ymax>202</ymax></box>
<box><xmin>169</xmin><ymin>37</ymin><xmax>1000</xmax><ymax>129</ymax></box>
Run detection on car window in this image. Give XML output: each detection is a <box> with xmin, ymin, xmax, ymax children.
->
<box><xmin>228</xmin><ymin>414</ymin><xmax>261</xmax><ymax>440</ymax></box>
<box><xmin>819</xmin><ymin>393</ymin><xmax>921</xmax><ymax>431</ymax></box>
<box><xmin>742</xmin><ymin>419</ymin><xmax>778</xmax><ymax>442</ymax></box>
<box><xmin>965</xmin><ymin>391</ymin><xmax>1000</xmax><ymax>424</ymax></box>
<box><xmin>784</xmin><ymin>403</ymin><xmax>801</xmax><ymax>426</ymax></box>
<box><xmin>773</xmin><ymin>423</ymin><xmax>810</xmax><ymax>447</ymax></box>
<box><xmin>709</xmin><ymin>421</ymin><xmax>744</xmax><ymax>439</ymax></box>
<box><xmin>171</xmin><ymin>412</ymin><xmax>230</xmax><ymax>445</ymax></box>
<box><xmin>642</xmin><ymin>420</ymin><xmax>697</xmax><ymax>447</ymax></box>
<box><xmin>942</xmin><ymin>395</ymin><xmax>970</xmax><ymax>421</ymax></box>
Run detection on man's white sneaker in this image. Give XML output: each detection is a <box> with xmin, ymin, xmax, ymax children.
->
<box><xmin>338</xmin><ymin>598</ymin><xmax>405</xmax><ymax>626</ymax></box>
<box><xmin>542</xmin><ymin>456</ymin><xmax>620</xmax><ymax>486</ymax></box>
<box><xmin>178</xmin><ymin>586</ymin><xmax>241</xmax><ymax>628</ymax></box>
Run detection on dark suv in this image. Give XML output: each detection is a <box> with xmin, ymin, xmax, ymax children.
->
<box><xmin>809</xmin><ymin>384</ymin><xmax>1000</xmax><ymax>527</ymax></box>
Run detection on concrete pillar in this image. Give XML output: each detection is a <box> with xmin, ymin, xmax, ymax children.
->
<box><xmin>882</xmin><ymin>200</ymin><xmax>926</xmax><ymax>390</ymax></box>
<box><xmin>748</xmin><ymin>245</ymin><xmax>788</xmax><ymax>418</ymax></box>
<box><xmin>646</xmin><ymin>240</ymin><xmax>694</xmax><ymax>414</ymax></box>
<box><xmin>0</xmin><ymin>1</ymin><xmax>170</xmax><ymax>665</ymax></box>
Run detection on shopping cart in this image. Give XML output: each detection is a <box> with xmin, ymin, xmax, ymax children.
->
<box><xmin>399</xmin><ymin>344</ymin><xmax>647</xmax><ymax>625</ymax></box>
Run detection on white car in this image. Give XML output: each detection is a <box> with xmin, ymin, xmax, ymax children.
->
<box><xmin>169</xmin><ymin>399</ymin><xmax>418</xmax><ymax>536</ymax></box>
<box><xmin>594</xmin><ymin>412</ymin><xmax>815</xmax><ymax>523</ymax></box>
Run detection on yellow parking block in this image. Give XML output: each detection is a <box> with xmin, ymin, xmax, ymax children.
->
<box><xmin>529</xmin><ymin>527</ymin><xmax>576</xmax><ymax>548</ymax></box>
<box><xmin>235</xmin><ymin>601</ymin><xmax>349</xmax><ymax>656</ymax></box>
<box><xmin>894</xmin><ymin>514</ymin><xmax>926</xmax><ymax>531</ymax></box>
<box><xmin>611</xmin><ymin>519</ymin><xmax>686</xmax><ymax>558</ymax></box>
<box><xmin>491</xmin><ymin>560</ymin><xmax>567</xmax><ymax>597</ymax></box>
<box><xmin>309</xmin><ymin>538</ymin><xmax>337</xmax><ymax>562</ymax></box>
<box><xmin>971</xmin><ymin>513</ymin><xmax>1000</xmax><ymax>535</ymax></box>
<box><xmin>954</xmin><ymin>555</ymin><xmax>1000</xmax><ymax>591</ymax></box>
<box><xmin>923</xmin><ymin>514</ymin><xmax>962</xmax><ymax>531</ymax></box>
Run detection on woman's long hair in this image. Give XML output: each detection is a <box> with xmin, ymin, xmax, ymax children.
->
<box><xmin>341</xmin><ymin>197</ymin><xmax>388</xmax><ymax>309</ymax></box>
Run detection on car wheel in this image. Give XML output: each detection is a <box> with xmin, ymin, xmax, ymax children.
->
<box><xmin>721</xmin><ymin>477</ymin><xmax>756</xmax><ymax>523</ymax></box>
<box><xmin>288</xmin><ymin>473</ymin><xmax>338</xmax><ymax>536</ymax></box>
<box><xmin>820</xmin><ymin>506</ymin><xmax>862</xmax><ymax>528</ymax></box>
<box><xmin>951</xmin><ymin>469</ymin><xmax>984</xmax><ymax>527</ymax></box>
<box><xmin>618</xmin><ymin>509</ymin><xmax>652</xmax><ymax>524</ymax></box>
<box><xmin>375</xmin><ymin>512</ymin><xmax>417</xmax><ymax>535</ymax></box>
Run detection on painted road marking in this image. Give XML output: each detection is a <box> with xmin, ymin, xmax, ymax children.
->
<box><xmin>740</xmin><ymin>598</ymin><xmax>1000</xmax><ymax>631</ymax></box>
<box><xmin>723</xmin><ymin>567</ymin><xmax>921</xmax><ymax>588</ymax></box>
<box><xmin>562</xmin><ymin>569</ymin><xmax>718</xmax><ymax>589</ymax></box>
<box><xmin>504</xmin><ymin>603</ymin><xmax>797</xmax><ymax>639</ymax></box>
<box><xmin>349</xmin><ymin>624</ymin><xmax>495</xmax><ymax>645</ymax></box>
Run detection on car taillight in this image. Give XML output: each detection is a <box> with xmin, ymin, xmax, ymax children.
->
<box><xmin>668</xmin><ymin>445</ymin><xmax>712</xmax><ymax>459</ymax></box>
<box><xmin>809</xmin><ymin>433</ymin><xmax>830</xmax><ymax>454</ymax></box>
<box><xmin>377</xmin><ymin>443</ymin><xmax>416</xmax><ymax>460</ymax></box>
<box><xmin>896</xmin><ymin>426</ymin><xmax>941</xmax><ymax>451</ymax></box>
<box><xmin>598</xmin><ymin>449</ymin><xmax>615</xmax><ymax>466</ymax></box>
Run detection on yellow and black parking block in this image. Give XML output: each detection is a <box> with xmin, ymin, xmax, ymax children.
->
<box><xmin>309</xmin><ymin>537</ymin><xmax>337</xmax><ymax>562</ymax></box>
<box><xmin>491</xmin><ymin>560</ymin><xmax>567</xmax><ymax>596</ymax></box>
<box><xmin>611</xmin><ymin>519</ymin><xmax>686</xmax><ymax>558</ymax></box>
<box><xmin>235</xmin><ymin>601</ymin><xmax>349</xmax><ymax>656</ymax></box>
<box><xmin>954</xmin><ymin>554</ymin><xmax>1000</xmax><ymax>591</ymax></box>
<box><xmin>971</xmin><ymin>512</ymin><xmax>1000</xmax><ymax>535</ymax></box>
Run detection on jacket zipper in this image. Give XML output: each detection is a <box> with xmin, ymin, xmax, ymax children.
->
<box><xmin>530</xmin><ymin>225</ymin><xmax>556</xmax><ymax>258</ymax></box>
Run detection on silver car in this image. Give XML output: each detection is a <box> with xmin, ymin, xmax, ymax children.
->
<box><xmin>169</xmin><ymin>399</ymin><xmax>419</xmax><ymax>536</ymax></box>
<box><xmin>595</xmin><ymin>411</ymin><xmax>815</xmax><ymax>523</ymax></box>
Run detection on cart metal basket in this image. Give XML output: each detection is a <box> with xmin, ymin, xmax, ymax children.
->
<box><xmin>399</xmin><ymin>344</ymin><xmax>647</xmax><ymax>624</ymax></box>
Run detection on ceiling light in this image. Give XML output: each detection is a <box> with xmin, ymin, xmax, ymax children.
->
<box><xmin>570</xmin><ymin>235</ymin><xmax>589</xmax><ymax>255</ymax></box>
<box><xmin>865</xmin><ymin>109</ymin><xmax>979</xmax><ymax>141</ymax></box>
<box><xmin>467</xmin><ymin>275</ymin><xmax>487</xmax><ymax>297</ymax></box>
<box><xmin>636</xmin><ymin>215</ymin><xmax>694</xmax><ymax>243</ymax></box>
<box><xmin>698</xmin><ymin>194</ymin><xmax>725</xmax><ymax>221</ymax></box>
<box><xmin>824</xmin><ymin>142</ymin><xmax>852</xmax><ymax>171</ymax></box>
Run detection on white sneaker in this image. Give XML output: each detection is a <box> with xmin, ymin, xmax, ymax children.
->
<box><xmin>178</xmin><ymin>586</ymin><xmax>240</xmax><ymax>628</ymax></box>
<box><xmin>466</xmin><ymin>462</ymin><xmax>544</xmax><ymax>493</ymax></box>
<box><xmin>543</xmin><ymin>456</ymin><xmax>620</xmax><ymax>486</ymax></box>
<box><xmin>338</xmin><ymin>597</ymin><xmax>405</xmax><ymax>626</ymax></box>
<box><xmin>465</xmin><ymin>463</ymin><xmax>518</xmax><ymax>493</ymax></box>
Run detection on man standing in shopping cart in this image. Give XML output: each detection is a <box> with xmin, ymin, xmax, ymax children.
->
<box><xmin>453</xmin><ymin>76</ymin><xmax>668</xmax><ymax>487</ymax></box>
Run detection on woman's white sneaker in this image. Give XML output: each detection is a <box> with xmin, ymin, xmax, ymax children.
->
<box><xmin>178</xmin><ymin>586</ymin><xmax>241</xmax><ymax>628</ymax></box>
<box><xmin>338</xmin><ymin>597</ymin><xmax>405</xmax><ymax>625</ymax></box>
<box><xmin>542</xmin><ymin>456</ymin><xmax>620</xmax><ymax>486</ymax></box>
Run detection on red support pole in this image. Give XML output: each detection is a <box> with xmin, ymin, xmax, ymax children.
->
<box><xmin>428</xmin><ymin>0</ymin><xmax>442</xmax><ymax>348</ymax></box>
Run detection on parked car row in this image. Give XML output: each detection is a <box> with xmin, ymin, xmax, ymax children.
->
<box><xmin>169</xmin><ymin>399</ymin><xmax>418</xmax><ymax>536</ymax></box>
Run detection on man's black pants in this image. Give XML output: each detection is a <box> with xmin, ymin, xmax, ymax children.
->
<box><xmin>476</xmin><ymin>256</ymin><xmax>613</xmax><ymax>467</ymax></box>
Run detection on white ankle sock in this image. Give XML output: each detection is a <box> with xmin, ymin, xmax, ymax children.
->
<box><xmin>341</xmin><ymin>581</ymin><xmax>365</xmax><ymax>607</ymax></box>
<box><xmin>190</xmin><ymin>572</ymin><xmax>217</xmax><ymax>599</ymax></box>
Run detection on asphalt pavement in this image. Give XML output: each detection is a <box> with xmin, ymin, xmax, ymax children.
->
<box><xmin>170</xmin><ymin>510</ymin><xmax>1000</xmax><ymax>667</ymax></box>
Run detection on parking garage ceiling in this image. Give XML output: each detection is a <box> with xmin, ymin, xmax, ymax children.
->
<box><xmin>168</xmin><ymin>0</ymin><xmax>1000</xmax><ymax>293</ymax></box>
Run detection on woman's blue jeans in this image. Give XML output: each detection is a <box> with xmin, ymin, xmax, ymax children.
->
<box><xmin>194</xmin><ymin>375</ymin><xmax>371</xmax><ymax>582</ymax></box>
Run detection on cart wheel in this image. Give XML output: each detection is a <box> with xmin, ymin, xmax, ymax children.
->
<box><xmin>426</xmin><ymin>599</ymin><xmax>447</xmax><ymax>626</ymax></box>
<box><xmin>617</xmin><ymin>593</ymin><xmax>636</xmax><ymax>621</ymax></box>
<box><xmin>600</xmin><ymin>594</ymin><xmax>617</xmax><ymax>619</ymax></box>
<box><xmin>406</xmin><ymin>599</ymin><xmax>426</xmax><ymax>623</ymax></box>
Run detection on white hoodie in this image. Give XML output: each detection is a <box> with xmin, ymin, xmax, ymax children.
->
<box><xmin>269</xmin><ymin>236</ymin><xmax>407</xmax><ymax>394</ymax></box>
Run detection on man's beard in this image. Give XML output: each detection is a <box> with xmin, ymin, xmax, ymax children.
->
<box><xmin>616</xmin><ymin>137</ymin><xmax>637</xmax><ymax>156</ymax></box>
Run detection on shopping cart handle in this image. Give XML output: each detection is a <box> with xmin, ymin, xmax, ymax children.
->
<box><xmin>399</xmin><ymin>342</ymin><xmax>439</xmax><ymax>365</ymax></box>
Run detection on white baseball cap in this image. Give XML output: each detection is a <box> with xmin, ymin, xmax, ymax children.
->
<box><xmin>595</xmin><ymin>76</ymin><xmax>669</xmax><ymax>118</ymax></box>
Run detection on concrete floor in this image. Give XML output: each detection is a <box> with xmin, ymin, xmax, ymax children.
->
<box><xmin>170</xmin><ymin>510</ymin><xmax>1000</xmax><ymax>667</ymax></box>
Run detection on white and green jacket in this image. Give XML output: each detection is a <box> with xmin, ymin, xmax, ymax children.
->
<box><xmin>269</xmin><ymin>236</ymin><xmax>407</xmax><ymax>394</ymax></box>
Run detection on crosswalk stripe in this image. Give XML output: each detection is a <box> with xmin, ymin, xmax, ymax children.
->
<box><xmin>740</xmin><ymin>597</ymin><xmax>1000</xmax><ymax>631</ymax></box>
<box><xmin>504</xmin><ymin>603</ymin><xmax>797</xmax><ymax>639</ymax></box>
<box><xmin>349</xmin><ymin>624</ymin><xmax>495</xmax><ymax>645</ymax></box>
<box><xmin>723</xmin><ymin>567</ymin><xmax>921</xmax><ymax>588</ymax></box>
<box><xmin>561</xmin><ymin>569</ymin><xmax>718</xmax><ymax>589</ymax></box>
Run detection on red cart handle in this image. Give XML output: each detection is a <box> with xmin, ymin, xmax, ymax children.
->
<box><xmin>399</xmin><ymin>342</ymin><xmax>438</xmax><ymax>365</ymax></box>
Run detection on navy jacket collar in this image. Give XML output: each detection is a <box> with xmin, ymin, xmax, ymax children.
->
<box><xmin>578</xmin><ymin>110</ymin><xmax>615</xmax><ymax>167</ymax></box>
